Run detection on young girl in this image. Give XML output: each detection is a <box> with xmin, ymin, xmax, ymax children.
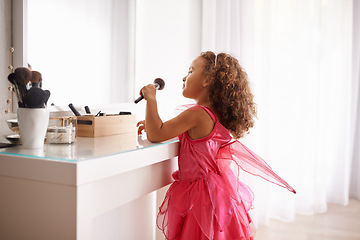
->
<box><xmin>137</xmin><ymin>51</ymin><xmax>295</xmax><ymax>240</ymax></box>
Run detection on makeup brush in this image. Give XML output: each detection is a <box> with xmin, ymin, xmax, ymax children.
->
<box><xmin>14</xmin><ymin>67</ymin><xmax>32</xmax><ymax>106</ymax></box>
<box><xmin>44</xmin><ymin>90</ymin><xmax>51</xmax><ymax>106</ymax></box>
<box><xmin>30</xmin><ymin>70</ymin><xmax>42</xmax><ymax>88</ymax></box>
<box><xmin>23</xmin><ymin>87</ymin><xmax>48</xmax><ymax>108</ymax></box>
<box><xmin>7</xmin><ymin>73</ymin><xmax>23</xmax><ymax>106</ymax></box>
<box><xmin>14</xmin><ymin>67</ymin><xmax>32</xmax><ymax>85</ymax></box>
<box><xmin>68</xmin><ymin>103</ymin><xmax>81</xmax><ymax>116</ymax></box>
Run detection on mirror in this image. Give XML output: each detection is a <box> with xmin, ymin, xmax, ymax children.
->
<box><xmin>26</xmin><ymin>0</ymin><xmax>135</xmax><ymax>106</ymax></box>
<box><xmin>14</xmin><ymin>0</ymin><xmax>201</xmax><ymax>116</ymax></box>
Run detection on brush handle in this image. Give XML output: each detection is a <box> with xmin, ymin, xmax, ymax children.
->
<box><xmin>134</xmin><ymin>95</ymin><xmax>144</xmax><ymax>103</ymax></box>
<box><xmin>84</xmin><ymin>106</ymin><xmax>91</xmax><ymax>114</ymax></box>
<box><xmin>31</xmin><ymin>82</ymin><xmax>41</xmax><ymax>88</ymax></box>
<box><xmin>68</xmin><ymin>103</ymin><xmax>81</xmax><ymax>116</ymax></box>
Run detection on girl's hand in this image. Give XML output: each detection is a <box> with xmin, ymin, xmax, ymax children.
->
<box><xmin>136</xmin><ymin>120</ymin><xmax>146</xmax><ymax>135</ymax></box>
<box><xmin>140</xmin><ymin>84</ymin><xmax>157</xmax><ymax>101</ymax></box>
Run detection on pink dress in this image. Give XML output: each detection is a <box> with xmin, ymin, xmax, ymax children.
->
<box><xmin>157</xmin><ymin>105</ymin><xmax>295</xmax><ymax>240</ymax></box>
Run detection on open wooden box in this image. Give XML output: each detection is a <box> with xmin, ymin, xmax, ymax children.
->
<box><xmin>76</xmin><ymin>114</ymin><xmax>137</xmax><ymax>137</ymax></box>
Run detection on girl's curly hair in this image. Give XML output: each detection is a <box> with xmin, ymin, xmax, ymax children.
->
<box><xmin>200</xmin><ymin>51</ymin><xmax>257</xmax><ymax>139</ymax></box>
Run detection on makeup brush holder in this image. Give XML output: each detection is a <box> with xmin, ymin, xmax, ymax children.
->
<box><xmin>76</xmin><ymin>114</ymin><xmax>136</xmax><ymax>137</ymax></box>
<box><xmin>17</xmin><ymin>108</ymin><xmax>49</xmax><ymax>148</ymax></box>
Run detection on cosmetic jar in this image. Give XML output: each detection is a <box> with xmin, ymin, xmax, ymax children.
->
<box><xmin>46</xmin><ymin>117</ymin><xmax>76</xmax><ymax>144</ymax></box>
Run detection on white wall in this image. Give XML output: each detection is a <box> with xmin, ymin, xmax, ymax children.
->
<box><xmin>0</xmin><ymin>0</ymin><xmax>16</xmax><ymax>140</ymax></box>
<box><xmin>134</xmin><ymin>0</ymin><xmax>202</xmax><ymax>121</ymax></box>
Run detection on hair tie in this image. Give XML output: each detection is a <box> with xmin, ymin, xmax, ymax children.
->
<box><xmin>214</xmin><ymin>54</ymin><xmax>218</xmax><ymax>66</ymax></box>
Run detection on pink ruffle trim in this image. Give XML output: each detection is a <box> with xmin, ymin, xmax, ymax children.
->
<box><xmin>157</xmin><ymin>171</ymin><xmax>253</xmax><ymax>240</ymax></box>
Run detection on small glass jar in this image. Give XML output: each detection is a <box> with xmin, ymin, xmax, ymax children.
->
<box><xmin>47</xmin><ymin>117</ymin><xmax>76</xmax><ymax>144</ymax></box>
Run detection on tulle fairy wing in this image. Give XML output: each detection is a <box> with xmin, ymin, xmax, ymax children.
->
<box><xmin>217</xmin><ymin>140</ymin><xmax>296</xmax><ymax>194</ymax></box>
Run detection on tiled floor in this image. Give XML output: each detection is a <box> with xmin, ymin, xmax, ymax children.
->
<box><xmin>255</xmin><ymin>199</ymin><xmax>360</xmax><ymax>240</ymax></box>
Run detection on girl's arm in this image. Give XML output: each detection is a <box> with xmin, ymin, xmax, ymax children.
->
<box><xmin>145</xmin><ymin>97</ymin><xmax>201</xmax><ymax>142</ymax></box>
<box><xmin>139</xmin><ymin>84</ymin><xmax>204</xmax><ymax>142</ymax></box>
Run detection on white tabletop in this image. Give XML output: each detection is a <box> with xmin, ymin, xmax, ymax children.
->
<box><xmin>0</xmin><ymin>133</ymin><xmax>179</xmax><ymax>186</ymax></box>
<box><xmin>0</xmin><ymin>133</ymin><xmax>178</xmax><ymax>162</ymax></box>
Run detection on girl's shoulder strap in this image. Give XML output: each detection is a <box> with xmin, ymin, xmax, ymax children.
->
<box><xmin>175</xmin><ymin>104</ymin><xmax>218</xmax><ymax>123</ymax></box>
<box><xmin>193</xmin><ymin>105</ymin><xmax>217</xmax><ymax>123</ymax></box>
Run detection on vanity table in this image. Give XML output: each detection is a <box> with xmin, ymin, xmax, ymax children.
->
<box><xmin>0</xmin><ymin>133</ymin><xmax>179</xmax><ymax>240</ymax></box>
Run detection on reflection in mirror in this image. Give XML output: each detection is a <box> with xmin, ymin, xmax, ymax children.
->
<box><xmin>27</xmin><ymin>0</ymin><xmax>135</xmax><ymax>106</ymax></box>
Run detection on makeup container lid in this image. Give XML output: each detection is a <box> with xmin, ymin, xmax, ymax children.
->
<box><xmin>47</xmin><ymin>126</ymin><xmax>73</xmax><ymax>133</ymax></box>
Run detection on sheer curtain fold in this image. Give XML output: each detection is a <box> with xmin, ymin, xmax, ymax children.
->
<box><xmin>202</xmin><ymin>0</ymin><xmax>360</xmax><ymax>225</ymax></box>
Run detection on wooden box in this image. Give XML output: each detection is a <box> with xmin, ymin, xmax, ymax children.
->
<box><xmin>76</xmin><ymin>114</ymin><xmax>137</xmax><ymax>137</ymax></box>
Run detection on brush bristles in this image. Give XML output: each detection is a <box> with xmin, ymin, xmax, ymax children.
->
<box><xmin>14</xmin><ymin>67</ymin><xmax>32</xmax><ymax>86</ymax></box>
<box><xmin>31</xmin><ymin>71</ymin><xmax>42</xmax><ymax>83</ymax></box>
<box><xmin>154</xmin><ymin>78</ymin><xmax>165</xmax><ymax>90</ymax></box>
<box><xmin>8</xmin><ymin>67</ymin><xmax>48</xmax><ymax>108</ymax></box>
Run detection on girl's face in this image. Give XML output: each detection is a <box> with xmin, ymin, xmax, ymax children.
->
<box><xmin>182</xmin><ymin>56</ymin><xmax>208</xmax><ymax>101</ymax></box>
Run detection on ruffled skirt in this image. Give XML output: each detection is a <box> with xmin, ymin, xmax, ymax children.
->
<box><xmin>157</xmin><ymin>140</ymin><xmax>296</xmax><ymax>239</ymax></box>
<box><xmin>157</xmin><ymin>170</ymin><xmax>254</xmax><ymax>240</ymax></box>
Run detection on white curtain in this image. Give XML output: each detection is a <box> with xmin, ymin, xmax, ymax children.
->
<box><xmin>202</xmin><ymin>0</ymin><xmax>360</xmax><ymax>226</ymax></box>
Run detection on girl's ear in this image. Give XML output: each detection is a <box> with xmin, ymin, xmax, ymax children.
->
<box><xmin>203</xmin><ymin>73</ymin><xmax>212</xmax><ymax>87</ymax></box>
<box><xmin>202</xmin><ymin>78</ymin><xmax>210</xmax><ymax>88</ymax></box>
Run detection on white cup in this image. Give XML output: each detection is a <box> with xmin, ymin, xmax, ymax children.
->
<box><xmin>17</xmin><ymin>108</ymin><xmax>49</xmax><ymax>149</ymax></box>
